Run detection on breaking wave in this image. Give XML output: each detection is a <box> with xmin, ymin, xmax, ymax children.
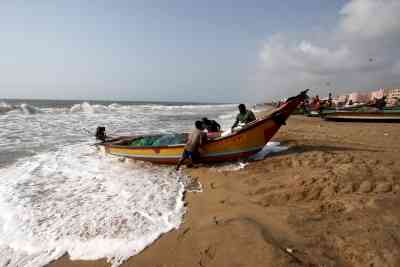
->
<box><xmin>70</xmin><ymin>102</ymin><xmax>109</xmax><ymax>113</ymax></box>
<box><xmin>1</xmin><ymin>101</ymin><xmax>237</xmax><ymax>117</ymax></box>
<box><xmin>0</xmin><ymin>102</ymin><xmax>43</xmax><ymax>115</ymax></box>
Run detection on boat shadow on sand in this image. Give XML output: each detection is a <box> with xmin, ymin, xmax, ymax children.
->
<box><xmin>201</xmin><ymin>141</ymin><xmax>381</xmax><ymax>171</ymax></box>
<box><xmin>187</xmin><ymin>141</ymin><xmax>384</xmax><ymax>173</ymax></box>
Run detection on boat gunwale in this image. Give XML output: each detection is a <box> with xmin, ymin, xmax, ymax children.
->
<box><xmin>103</xmin><ymin>113</ymin><xmax>278</xmax><ymax>150</ymax></box>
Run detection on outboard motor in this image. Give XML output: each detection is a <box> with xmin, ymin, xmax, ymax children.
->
<box><xmin>95</xmin><ymin>126</ymin><xmax>107</xmax><ymax>142</ymax></box>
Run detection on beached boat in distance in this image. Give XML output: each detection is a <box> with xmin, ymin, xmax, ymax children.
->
<box><xmin>322</xmin><ymin>110</ymin><xmax>400</xmax><ymax>122</ymax></box>
<box><xmin>97</xmin><ymin>90</ymin><xmax>309</xmax><ymax>164</ymax></box>
<box><xmin>320</xmin><ymin>106</ymin><xmax>400</xmax><ymax>122</ymax></box>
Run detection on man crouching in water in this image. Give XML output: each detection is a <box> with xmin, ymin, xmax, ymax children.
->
<box><xmin>176</xmin><ymin>120</ymin><xmax>206</xmax><ymax>171</ymax></box>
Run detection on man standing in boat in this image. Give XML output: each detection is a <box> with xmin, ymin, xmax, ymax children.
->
<box><xmin>231</xmin><ymin>104</ymin><xmax>256</xmax><ymax>130</ymax></box>
<box><xmin>176</xmin><ymin>120</ymin><xmax>206</xmax><ymax>170</ymax></box>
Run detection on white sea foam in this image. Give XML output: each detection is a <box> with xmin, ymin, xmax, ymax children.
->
<box><xmin>19</xmin><ymin>103</ymin><xmax>43</xmax><ymax>114</ymax></box>
<box><xmin>210</xmin><ymin>142</ymin><xmax>288</xmax><ymax>172</ymax></box>
<box><xmin>218</xmin><ymin>111</ymin><xmax>237</xmax><ymax>121</ymax></box>
<box><xmin>70</xmin><ymin>102</ymin><xmax>109</xmax><ymax>113</ymax></box>
<box><xmin>68</xmin><ymin>102</ymin><xmax>236</xmax><ymax>115</ymax></box>
<box><xmin>108</xmin><ymin>103</ymin><xmax>123</xmax><ymax>109</ymax></box>
<box><xmin>0</xmin><ymin>144</ymin><xmax>185</xmax><ymax>267</ymax></box>
<box><xmin>146</xmin><ymin>104</ymin><xmax>236</xmax><ymax>111</ymax></box>
<box><xmin>249</xmin><ymin>141</ymin><xmax>288</xmax><ymax>160</ymax></box>
<box><xmin>0</xmin><ymin>101</ymin><xmax>239</xmax><ymax>266</ymax></box>
<box><xmin>212</xmin><ymin>161</ymin><xmax>249</xmax><ymax>172</ymax></box>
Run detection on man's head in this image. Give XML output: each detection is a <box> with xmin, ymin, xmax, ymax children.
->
<box><xmin>195</xmin><ymin>120</ymin><xmax>204</xmax><ymax>130</ymax></box>
<box><xmin>238</xmin><ymin>104</ymin><xmax>246</xmax><ymax>114</ymax></box>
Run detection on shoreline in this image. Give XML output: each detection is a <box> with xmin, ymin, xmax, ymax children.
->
<box><xmin>49</xmin><ymin>114</ymin><xmax>400</xmax><ymax>267</ymax></box>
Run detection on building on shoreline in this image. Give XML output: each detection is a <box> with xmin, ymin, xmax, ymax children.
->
<box><xmin>348</xmin><ymin>92</ymin><xmax>370</xmax><ymax>104</ymax></box>
<box><xmin>370</xmin><ymin>89</ymin><xmax>385</xmax><ymax>99</ymax></box>
<box><xmin>333</xmin><ymin>87</ymin><xmax>399</xmax><ymax>106</ymax></box>
<box><xmin>385</xmin><ymin>88</ymin><xmax>400</xmax><ymax>99</ymax></box>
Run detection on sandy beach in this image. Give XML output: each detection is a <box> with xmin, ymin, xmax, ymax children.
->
<box><xmin>49</xmin><ymin>114</ymin><xmax>400</xmax><ymax>267</ymax></box>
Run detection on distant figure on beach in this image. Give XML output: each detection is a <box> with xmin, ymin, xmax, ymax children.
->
<box><xmin>202</xmin><ymin>117</ymin><xmax>221</xmax><ymax>132</ymax></box>
<box><xmin>312</xmin><ymin>95</ymin><xmax>320</xmax><ymax>104</ymax></box>
<box><xmin>231</xmin><ymin>104</ymin><xmax>256</xmax><ymax>130</ymax></box>
<box><xmin>328</xmin><ymin>93</ymin><xmax>333</xmax><ymax>107</ymax></box>
<box><xmin>176</xmin><ymin>121</ymin><xmax>206</xmax><ymax>170</ymax></box>
<box><xmin>311</xmin><ymin>95</ymin><xmax>321</xmax><ymax>110</ymax></box>
<box><xmin>375</xmin><ymin>96</ymin><xmax>387</xmax><ymax>110</ymax></box>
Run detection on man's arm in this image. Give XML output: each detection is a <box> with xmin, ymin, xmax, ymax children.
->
<box><xmin>248</xmin><ymin>110</ymin><xmax>256</xmax><ymax>122</ymax></box>
<box><xmin>231</xmin><ymin>117</ymin><xmax>239</xmax><ymax>129</ymax></box>
<box><xmin>215</xmin><ymin>121</ymin><xmax>221</xmax><ymax>131</ymax></box>
<box><xmin>199</xmin><ymin>132</ymin><xmax>204</xmax><ymax>146</ymax></box>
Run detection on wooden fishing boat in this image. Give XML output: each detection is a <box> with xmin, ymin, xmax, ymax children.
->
<box><xmin>97</xmin><ymin>90</ymin><xmax>308</xmax><ymax>164</ymax></box>
<box><xmin>322</xmin><ymin>109</ymin><xmax>400</xmax><ymax>122</ymax></box>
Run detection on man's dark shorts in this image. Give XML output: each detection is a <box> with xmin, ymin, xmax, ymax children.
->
<box><xmin>182</xmin><ymin>150</ymin><xmax>194</xmax><ymax>159</ymax></box>
<box><xmin>182</xmin><ymin>150</ymin><xmax>198</xmax><ymax>160</ymax></box>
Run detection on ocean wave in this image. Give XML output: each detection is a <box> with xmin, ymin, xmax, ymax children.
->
<box><xmin>144</xmin><ymin>103</ymin><xmax>236</xmax><ymax>111</ymax></box>
<box><xmin>19</xmin><ymin>103</ymin><xmax>43</xmax><ymax>114</ymax></box>
<box><xmin>108</xmin><ymin>103</ymin><xmax>123</xmax><ymax>109</ymax></box>
<box><xmin>218</xmin><ymin>111</ymin><xmax>237</xmax><ymax>120</ymax></box>
<box><xmin>0</xmin><ymin>102</ymin><xmax>15</xmax><ymax>113</ymax></box>
<box><xmin>0</xmin><ymin>102</ymin><xmax>43</xmax><ymax>115</ymax></box>
<box><xmin>1</xmin><ymin>101</ymin><xmax>236</xmax><ymax>116</ymax></box>
<box><xmin>70</xmin><ymin>102</ymin><xmax>109</xmax><ymax>113</ymax></box>
<box><xmin>0</xmin><ymin>144</ymin><xmax>185</xmax><ymax>267</ymax></box>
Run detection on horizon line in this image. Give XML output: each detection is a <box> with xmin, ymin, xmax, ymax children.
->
<box><xmin>0</xmin><ymin>97</ymin><xmax>237</xmax><ymax>105</ymax></box>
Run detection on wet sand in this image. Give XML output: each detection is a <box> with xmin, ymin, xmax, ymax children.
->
<box><xmin>49</xmin><ymin>115</ymin><xmax>400</xmax><ymax>267</ymax></box>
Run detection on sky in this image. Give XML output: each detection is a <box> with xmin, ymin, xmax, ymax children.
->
<box><xmin>0</xmin><ymin>0</ymin><xmax>399</xmax><ymax>103</ymax></box>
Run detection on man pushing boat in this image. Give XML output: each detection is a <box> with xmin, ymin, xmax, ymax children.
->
<box><xmin>231</xmin><ymin>104</ymin><xmax>256</xmax><ymax>130</ymax></box>
<box><xmin>176</xmin><ymin>120</ymin><xmax>207</xmax><ymax>170</ymax></box>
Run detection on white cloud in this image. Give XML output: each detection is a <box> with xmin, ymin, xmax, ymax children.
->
<box><xmin>340</xmin><ymin>0</ymin><xmax>400</xmax><ymax>38</ymax></box>
<box><xmin>253</xmin><ymin>0</ymin><xmax>400</xmax><ymax>100</ymax></box>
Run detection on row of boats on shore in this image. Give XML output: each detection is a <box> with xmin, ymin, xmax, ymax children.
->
<box><xmin>96</xmin><ymin>90</ymin><xmax>398</xmax><ymax>166</ymax></box>
<box><xmin>292</xmin><ymin>97</ymin><xmax>400</xmax><ymax>122</ymax></box>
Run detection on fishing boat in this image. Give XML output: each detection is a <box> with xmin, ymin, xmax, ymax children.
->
<box><xmin>322</xmin><ymin>108</ymin><xmax>400</xmax><ymax>122</ymax></box>
<box><xmin>97</xmin><ymin>90</ymin><xmax>309</xmax><ymax>164</ymax></box>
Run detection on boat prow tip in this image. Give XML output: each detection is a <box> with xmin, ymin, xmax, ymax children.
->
<box><xmin>300</xmin><ymin>89</ymin><xmax>310</xmax><ymax>98</ymax></box>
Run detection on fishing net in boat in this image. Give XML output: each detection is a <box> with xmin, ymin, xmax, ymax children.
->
<box><xmin>129</xmin><ymin>133</ymin><xmax>187</xmax><ymax>147</ymax></box>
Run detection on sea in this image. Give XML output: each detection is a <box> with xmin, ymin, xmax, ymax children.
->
<box><xmin>0</xmin><ymin>99</ymin><xmax>241</xmax><ymax>266</ymax></box>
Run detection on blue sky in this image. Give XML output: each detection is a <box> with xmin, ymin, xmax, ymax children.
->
<box><xmin>1</xmin><ymin>1</ymin><xmax>398</xmax><ymax>102</ymax></box>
